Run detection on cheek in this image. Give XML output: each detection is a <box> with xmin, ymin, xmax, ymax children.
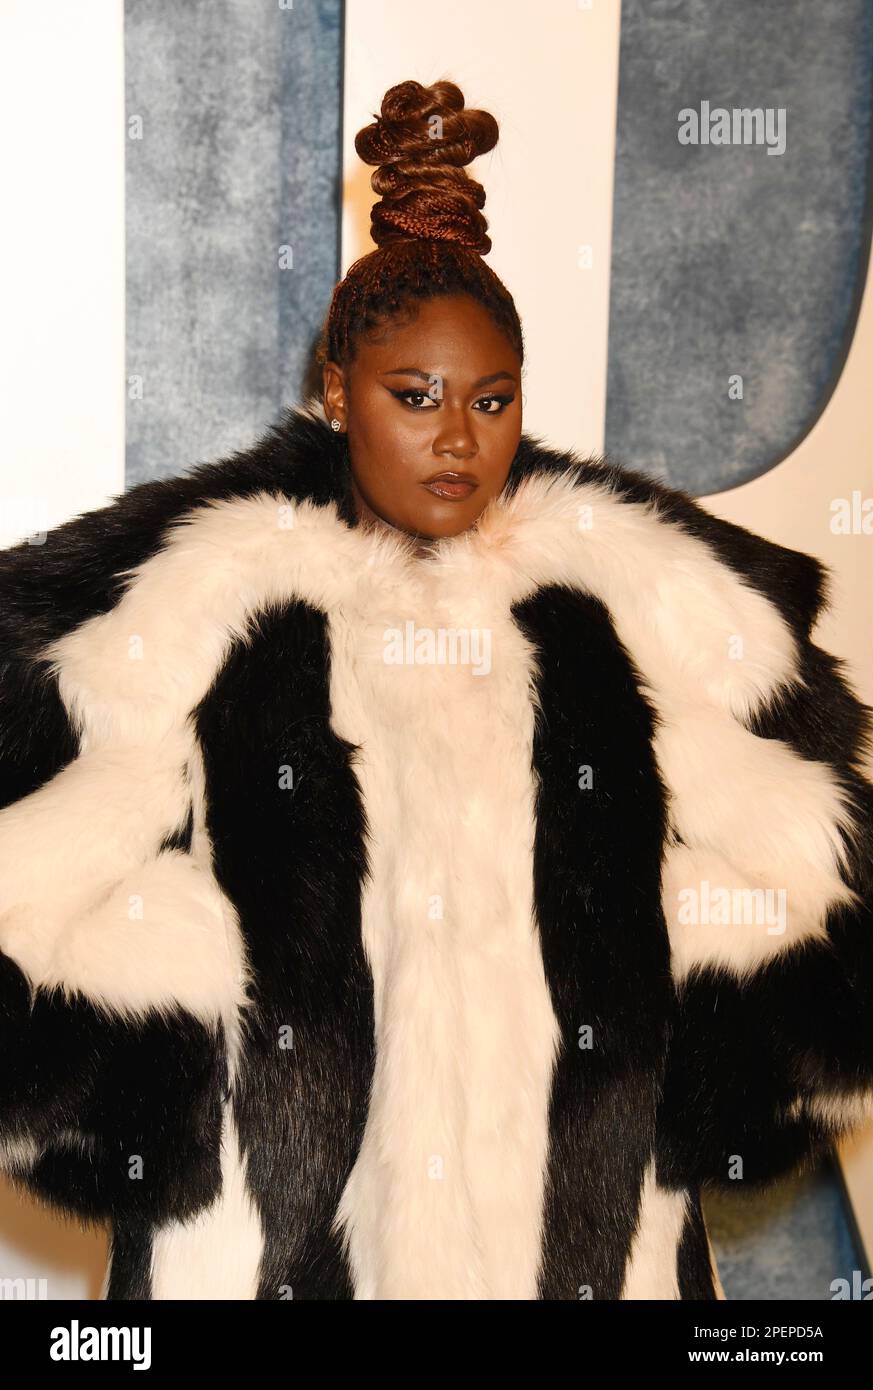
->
<box><xmin>353</xmin><ymin>387</ymin><xmax>424</xmax><ymax>439</ymax></box>
<box><xmin>351</xmin><ymin>412</ymin><xmax>428</xmax><ymax>487</ymax></box>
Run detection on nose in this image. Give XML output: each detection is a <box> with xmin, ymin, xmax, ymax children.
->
<box><xmin>432</xmin><ymin>407</ymin><xmax>479</xmax><ymax>461</ymax></box>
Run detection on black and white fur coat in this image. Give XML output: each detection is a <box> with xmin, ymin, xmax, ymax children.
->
<box><xmin>1</xmin><ymin>405</ymin><xmax>872</xmax><ymax>1301</ymax></box>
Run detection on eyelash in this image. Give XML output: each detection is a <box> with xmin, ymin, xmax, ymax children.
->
<box><xmin>389</xmin><ymin>388</ymin><xmax>515</xmax><ymax>414</ymax></box>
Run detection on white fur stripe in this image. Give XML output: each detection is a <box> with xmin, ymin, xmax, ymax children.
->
<box><xmin>0</xmin><ymin>685</ymin><xmax>251</xmax><ymax>1023</ymax></box>
<box><xmin>469</xmin><ymin>470</ymin><xmax>800</xmax><ymax>719</ymax></box>
<box><xmin>149</xmin><ymin>1103</ymin><xmax>264</xmax><ymax>1300</ymax></box>
<box><xmin>1</xmin><ymin>850</ymin><xmax>248</xmax><ymax>1028</ymax></box>
<box><xmin>43</xmin><ymin>493</ymin><xmax>411</xmax><ymax>740</ymax></box>
<box><xmin>0</xmin><ymin>850</ymin><xmax>250</xmax><ymax>1025</ymax></box>
<box><xmin>0</xmin><ymin>1134</ymin><xmax>41</xmax><ymax>1172</ymax></box>
<box><xmin>621</xmin><ymin>1162</ymin><xmax>689</xmax><ymax>1299</ymax></box>
<box><xmin>0</xmin><ymin>735</ymin><xmax>192</xmax><ymax>924</ymax></box>
<box><xmin>783</xmin><ymin>1088</ymin><xmax>873</xmax><ymax>1133</ymax></box>
<box><xmin>656</xmin><ymin>694</ymin><xmax>860</xmax><ymax>979</ymax></box>
<box><xmin>326</xmin><ymin>577</ymin><xmax>559</xmax><ymax>1298</ymax></box>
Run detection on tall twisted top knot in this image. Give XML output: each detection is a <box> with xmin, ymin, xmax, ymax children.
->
<box><xmin>355</xmin><ymin>79</ymin><xmax>499</xmax><ymax>254</ymax></box>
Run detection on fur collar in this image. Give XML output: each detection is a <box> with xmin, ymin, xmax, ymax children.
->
<box><xmin>39</xmin><ymin>402</ymin><xmax>809</xmax><ymax>733</ymax></box>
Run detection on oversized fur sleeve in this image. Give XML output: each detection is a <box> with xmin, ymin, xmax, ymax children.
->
<box><xmin>0</xmin><ymin>487</ymin><xmax>233</xmax><ymax>1228</ymax></box>
<box><xmin>652</xmin><ymin>505</ymin><xmax>873</xmax><ymax>1190</ymax></box>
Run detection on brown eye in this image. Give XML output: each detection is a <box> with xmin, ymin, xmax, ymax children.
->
<box><xmin>391</xmin><ymin>389</ymin><xmax>438</xmax><ymax>409</ymax></box>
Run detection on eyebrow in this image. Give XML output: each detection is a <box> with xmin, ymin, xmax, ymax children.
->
<box><xmin>380</xmin><ymin>368</ymin><xmax>518</xmax><ymax>388</ymax></box>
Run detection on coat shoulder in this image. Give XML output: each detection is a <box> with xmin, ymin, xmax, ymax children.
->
<box><xmin>511</xmin><ymin>432</ymin><xmax>828</xmax><ymax>642</ymax></box>
<box><xmin>0</xmin><ymin>406</ymin><xmax>348</xmax><ymax>803</ymax></box>
<box><xmin>0</xmin><ymin>406</ymin><xmax>349</xmax><ymax>661</ymax></box>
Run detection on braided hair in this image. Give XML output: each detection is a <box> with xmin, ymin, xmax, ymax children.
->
<box><xmin>316</xmin><ymin>78</ymin><xmax>524</xmax><ymax>376</ymax></box>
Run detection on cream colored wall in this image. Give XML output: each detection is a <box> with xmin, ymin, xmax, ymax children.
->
<box><xmin>0</xmin><ymin>0</ymin><xmax>125</xmax><ymax>549</ymax></box>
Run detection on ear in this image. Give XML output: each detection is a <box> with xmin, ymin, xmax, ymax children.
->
<box><xmin>322</xmin><ymin>360</ymin><xmax>348</xmax><ymax>431</ymax></box>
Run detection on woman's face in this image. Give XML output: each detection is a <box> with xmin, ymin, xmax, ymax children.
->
<box><xmin>322</xmin><ymin>293</ymin><xmax>522</xmax><ymax>543</ymax></box>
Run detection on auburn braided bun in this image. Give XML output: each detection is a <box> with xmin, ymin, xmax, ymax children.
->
<box><xmin>316</xmin><ymin>77</ymin><xmax>523</xmax><ymax>374</ymax></box>
<box><xmin>355</xmin><ymin>79</ymin><xmax>498</xmax><ymax>253</ymax></box>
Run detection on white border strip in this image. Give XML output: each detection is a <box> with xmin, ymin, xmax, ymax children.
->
<box><xmin>0</xmin><ymin>0</ymin><xmax>126</xmax><ymax>548</ymax></box>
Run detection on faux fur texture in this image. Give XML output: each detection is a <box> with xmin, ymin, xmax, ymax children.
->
<box><xmin>1</xmin><ymin>404</ymin><xmax>871</xmax><ymax>1299</ymax></box>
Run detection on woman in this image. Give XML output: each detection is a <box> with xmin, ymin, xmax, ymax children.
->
<box><xmin>1</xmin><ymin>78</ymin><xmax>872</xmax><ymax>1302</ymax></box>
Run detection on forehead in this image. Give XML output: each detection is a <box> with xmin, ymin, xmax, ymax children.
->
<box><xmin>354</xmin><ymin>295</ymin><xmax>516</xmax><ymax>373</ymax></box>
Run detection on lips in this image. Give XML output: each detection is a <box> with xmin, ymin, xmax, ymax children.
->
<box><xmin>422</xmin><ymin>472</ymin><xmax>479</xmax><ymax>502</ymax></box>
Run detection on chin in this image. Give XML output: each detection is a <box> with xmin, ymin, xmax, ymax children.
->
<box><xmin>407</xmin><ymin>498</ymin><xmax>488</xmax><ymax>539</ymax></box>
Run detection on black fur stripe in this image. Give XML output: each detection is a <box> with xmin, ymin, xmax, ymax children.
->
<box><xmin>159</xmin><ymin>801</ymin><xmax>194</xmax><ymax>854</ymax></box>
<box><xmin>105</xmin><ymin>1225</ymin><xmax>154</xmax><ymax>1300</ymax></box>
<box><xmin>747</xmin><ymin>640</ymin><xmax>873</xmax><ymax>772</ymax></box>
<box><xmin>0</xmin><ymin>949</ymin><xmax>226</xmax><ymax>1238</ymax></box>
<box><xmin>676</xmin><ymin>1188</ymin><xmax>718</xmax><ymax>1299</ymax></box>
<box><xmin>654</xmin><ymin>929</ymin><xmax>873</xmax><ymax>1191</ymax></box>
<box><xmin>511</xmin><ymin>586</ymin><xmax>673</xmax><ymax>1299</ymax></box>
<box><xmin>194</xmin><ymin>600</ymin><xmax>375</xmax><ymax>1300</ymax></box>
<box><xmin>0</xmin><ymin>659</ymin><xmax>80</xmax><ymax>807</ymax></box>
